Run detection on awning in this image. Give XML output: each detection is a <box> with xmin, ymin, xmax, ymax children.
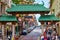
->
<box><xmin>38</xmin><ymin>15</ymin><xmax>60</xmax><ymax>22</ymax></box>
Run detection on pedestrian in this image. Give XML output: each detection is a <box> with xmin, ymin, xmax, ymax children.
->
<box><xmin>7</xmin><ymin>29</ymin><xmax>8</xmax><ymax>38</ymax></box>
<box><xmin>44</xmin><ymin>37</ymin><xmax>48</xmax><ymax>40</ymax></box>
<box><xmin>47</xmin><ymin>34</ymin><xmax>51</xmax><ymax>40</ymax></box>
<box><xmin>44</xmin><ymin>35</ymin><xmax>48</xmax><ymax>40</ymax></box>
<box><xmin>52</xmin><ymin>30</ymin><xmax>57</xmax><ymax>40</ymax></box>
<box><xmin>55</xmin><ymin>34</ymin><xmax>58</xmax><ymax>40</ymax></box>
<box><xmin>45</xmin><ymin>26</ymin><xmax>48</xmax><ymax>34</ymax></box>
<box><xmin>47</xmin><ymin>26</ymin><xmax>53</xmax><ymax>36</ymax></box>
<box><xmin>46</xmin><ymin>26</ymin><xmax>52</xmax><ymax>40</ymax></box>
<box><xmin>43</xmin><ymin>31</ymin><xmax>48</xmax><ymax>40</ymax></box>
<box><xmin>8</xmin><ymin>30</ymin><xmax>12</xmax><ymax>40</ymax></box>
<box><xmin>52</xmin><ymin>34</ymin><xmax>56</xmax><ymax>40</ymax></box>
<box><xmin>40</xmin><ymin>34</ymin><xmax>44</xmax><ymax>40</ymax></box>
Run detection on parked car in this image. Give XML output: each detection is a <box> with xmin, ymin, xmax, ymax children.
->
<box><xmin>21</xmin><ymin>29</ymin><xmax>28</xmax><ymax>35</ymax></box>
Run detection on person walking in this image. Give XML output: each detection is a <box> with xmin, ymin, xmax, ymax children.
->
<box><xmin>40</xmin><ymin>34</ymin><xmax>44</xmax><ymax>40</ymax></box>
<box><xmin>8</xmin><ymin>30</ymin><xmax>12</xmax><ymax>40</ymax></box>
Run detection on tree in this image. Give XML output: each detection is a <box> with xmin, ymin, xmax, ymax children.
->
<box><xmin>12</xmin><ymin>0</ymin><xmax>20</xmax><ymax>4</ymax></box>
<box><xmin>50</xmin><ymin>0</ymin><xmax>54</xmax><ymax>8</ymax></box>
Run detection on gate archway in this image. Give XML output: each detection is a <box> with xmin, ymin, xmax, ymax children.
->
<box><xmin>6</xmin><ymin>4</ymin><xmax>50</xmax><ymax>36</ymax></box>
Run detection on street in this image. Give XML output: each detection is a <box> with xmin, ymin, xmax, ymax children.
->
<box><xmin>1</xmin><ymin>0</ymin><xmax>60</xmax><ymax>40</ymax></box>
<box><xmin>20</xmin><ymin>26</ymin><xmax>42</xmax><ymax>40</ymax></box>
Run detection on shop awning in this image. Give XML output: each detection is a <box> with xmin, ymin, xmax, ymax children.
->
<box><xmin>6</xmin><ymin>4</ymin><xmax>50</xmax><ymax>13</ymax></box>
<box><xmin>38</xmin><ymin>15</ymin><xmax>60</xmax><ymax>22</ymax></box>
<box><xmin>0</xmin><ymin>14</ymin><xmax>17</xmax><ymax>22</ymax></box>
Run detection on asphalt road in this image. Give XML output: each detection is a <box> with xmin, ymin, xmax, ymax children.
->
<box><xmin>20</xmin><ymin>27</ymin><xmax>42</xmax><ymax>40</ymax></box>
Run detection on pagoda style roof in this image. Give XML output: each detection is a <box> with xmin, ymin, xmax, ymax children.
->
<box><xmin>0</xmin><ymin>14</ymin><xmax>17</xmax><ymax>22</ymax></box>
<box><xmin>38</xmin><ymin>15</ymin><xmax>60</xmax><ymax>22</ymax></box>
<box><xmin>6</xmin><ymin>4</ymin><xmax>50</xmax><ymax>13</ymax></box>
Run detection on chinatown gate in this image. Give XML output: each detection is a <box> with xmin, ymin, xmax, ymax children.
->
<box><xmin>6</xmin><ymin>4</ymin><xmax>60</xmax><ymax>39</ymax></box>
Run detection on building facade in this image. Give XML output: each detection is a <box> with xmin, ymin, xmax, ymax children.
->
<box><xmin>50</xmin><ymin>0</ymin><xmax>60</xmax><ymax>36</ymax></box>
<box><xmin>0</xmin><ymin>0</ymin><xmax>12</xmax><ymax>15</ymax></box>
<box><xmin>51</xmin><ymin>0</ymin><xmax>60</xmax><ymax>16</ymax></box>
<box><xmin>0</xmin><ymin>0</ymin><xmax>13</xmax><ymax>40</ymax></box>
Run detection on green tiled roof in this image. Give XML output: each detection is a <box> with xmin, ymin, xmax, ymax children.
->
<box><xmin>0</xmin><ymin>15</ymin><xmax>17</xmax><ymax>22</ymax></box>
<box><xmin>6</xmin><ymin>4</ymin><xmax>50</xmax><ymax>12</ymax></box>
<box><xmin>38</xmin><ymin>15</ymin><xmax>60</xmax><ymax>22</ymax></box>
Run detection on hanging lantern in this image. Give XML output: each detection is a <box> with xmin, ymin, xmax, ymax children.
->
<box><xmin>16</xmin><ymin>14</ymin><xmax>19</xmax><ymax>17</ymax></box>
<box><xmin>18</xmin><ymin>17</ymin><xmax>22</xmax><ymax>21</ymax></box>
<box><xmin>48</xmin><ymin>22</ymin><xmax>51</xmax><ymax>25</ymax></box>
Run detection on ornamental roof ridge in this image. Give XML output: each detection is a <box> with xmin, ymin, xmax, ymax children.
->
<box><xmin>16</xmin><ymin>4</ymin><xmax>43</xmax><ymax>6</ymax></box>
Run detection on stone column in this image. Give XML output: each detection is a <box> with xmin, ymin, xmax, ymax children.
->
<box><xmin>52</xmin><ymin>22</ymin><xmax>55</xmax><ymax>28</ymax></box>
<box><xmin>0</xmin><ymin>23</ymin><xmax>1</xmax><ymax>29</ymax></box>
<box><xmin>56</xmin><ymin>22</ymin><xmax>60</xmax><ymax>36</ymax></box>
<box><xmin>59</xmin><ymin>22</ymin><xmax>60</xmax><ymax>36</ymax></box>
<box><xmin>0</xmin><ymin>2</ymin><xmax>1</xmax><ymax>15</ymax></box>
<box><xmin>41</xmin><ymin>22</ymin><xmax>44</xmax><ymax>34</ymax></box>
<box><xmin>12</xmin><ymin>23</ymin><xmax>15</xmax><ymax>40</ymax></box>
<box><xmin>2</xmin><ymin>25</ymin><xmax>5</xmax><ymax>40</ymax></box>
<box><xmin>12</xmin><ymin>25</ymin><xmax>15</xmax><ymax>37</ymax></box>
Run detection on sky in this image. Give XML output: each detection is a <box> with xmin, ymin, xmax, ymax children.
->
<box><xmin>35</xmin><ymin>0</ymin><xmax>50</xmax><ymax>26</ymax></box>
<box><xmin>35</xmin><ymin>0</ymin><xmax>50</xmax><ymax>8</ymax></box>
